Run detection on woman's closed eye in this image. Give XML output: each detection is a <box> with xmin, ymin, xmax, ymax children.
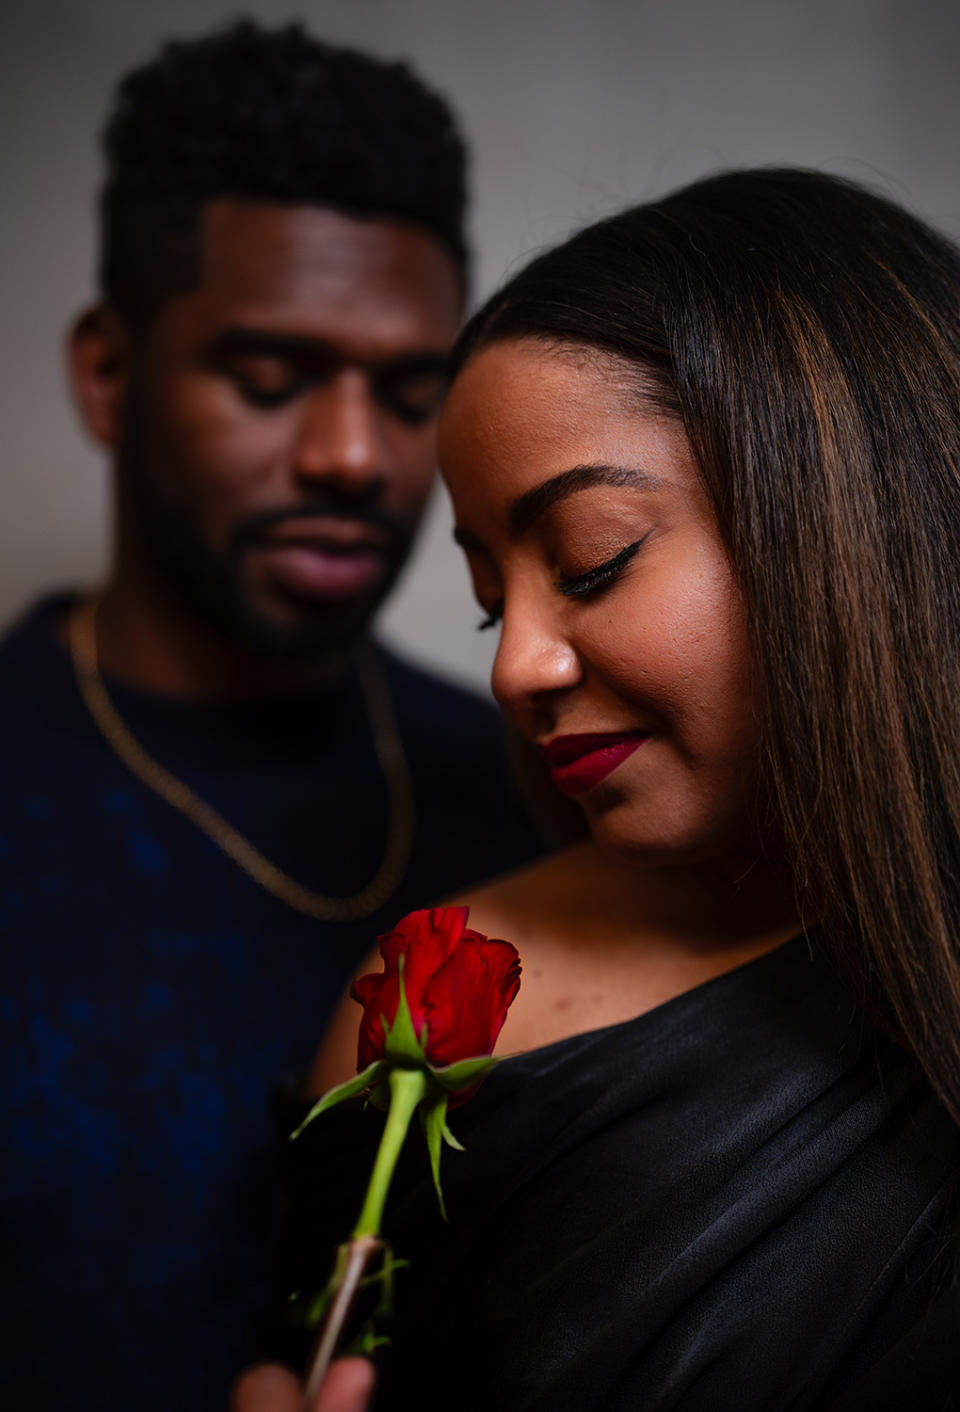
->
<box><xmin>555</xmin><ymin>535</ymin><xmax>648</xmax><ymax>597</ymax></box>
<box><xmin>474</xmin><ymin>535</ymin><xmax>647</xmax><ymax>630</ymax></box>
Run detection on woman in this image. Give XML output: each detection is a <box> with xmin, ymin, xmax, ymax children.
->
<box><xmin>239</xmin><ymin>168</ymin><xmax>960</xmax><ymax>1410</ymax></box>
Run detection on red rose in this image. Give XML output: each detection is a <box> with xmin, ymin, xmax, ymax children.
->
<box><xmin>351</xmin><ymin>906</ymin><xmax>521</xmax><ymax>1085</ymax></box>
<box><xmin>294</xmin><ymin>908</ymin><xmax>522</xmax><ymax>1387</ymax></box>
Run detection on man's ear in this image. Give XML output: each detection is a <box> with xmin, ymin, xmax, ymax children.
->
<box><xmin>67</xmin><ymin>304</ymin><xmax>133</xmax><ymax>450</ymax></box>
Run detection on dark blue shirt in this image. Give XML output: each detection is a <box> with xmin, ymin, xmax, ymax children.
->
<box><xmin>0</xmin><ymin>595</ymin><xmax>542</xmax><ymax>1408</ymax></box>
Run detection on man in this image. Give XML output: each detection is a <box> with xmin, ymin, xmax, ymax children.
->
<box><xmin>0</xmin><ymin>22</ymin><xmax>540</xmax><ymax>1409</ymax></box>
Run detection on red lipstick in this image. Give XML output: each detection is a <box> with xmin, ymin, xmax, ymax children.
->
<box><xmin>540</xmin><ymin>732</ymin><xmax>650</xmax><ymax>796</ymax></box>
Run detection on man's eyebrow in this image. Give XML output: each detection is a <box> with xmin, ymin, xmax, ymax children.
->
<box><xmin>208</xmin><ymin>326</ymin><xmax>451</xmax><ymax>376</ymax></box>
<box><xmin>509</xmin><ymin>464</ymin><xmax>664</xmax><ymax>537</ymax></box>
<box><xmin>210</xmin><ymin>327</ymin><xmax>326</xmax><ymax>360</ymax></box>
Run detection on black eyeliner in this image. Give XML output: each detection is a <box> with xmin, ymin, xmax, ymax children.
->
<box><xmin>556</xmin><ymin>536</ymin><xmax>647</xmax><ymax>597</ymax></box>
<box><xmin>476</xmin><ymin>599</ymin><xmax>504</xmax><ymax>631</ymax></box>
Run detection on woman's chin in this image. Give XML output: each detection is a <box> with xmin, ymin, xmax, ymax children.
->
<box><xmin>585</xmin><ymin>810</ymin><xmax>755</xmax><ymax>873</ymax></box>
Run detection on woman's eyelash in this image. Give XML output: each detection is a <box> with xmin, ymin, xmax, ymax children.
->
<box><xmin>555</xmin><ymin>536</ymin><xmax>647</xmax><ymax>597</ymax></box>
<box><xmin>473</xmin><ymin>536</ymin><xmax>647</xmax><ymax>629</ymax></box>
<box><xmin>476</xmin><ymin>599</ymin><xmax>504</xmax><ymax>632</ymax></box>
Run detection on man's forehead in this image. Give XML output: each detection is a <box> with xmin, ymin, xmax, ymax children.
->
<box><xmin>195</xmin><ymin>199</ymin><xmax>462</xmax><ymax>347</ymax></box>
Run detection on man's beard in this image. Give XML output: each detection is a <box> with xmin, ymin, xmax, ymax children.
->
<box><xmin>119</xmin><ymin>450</ymin><xmax>416</xmax><ymax>658</ymax></box>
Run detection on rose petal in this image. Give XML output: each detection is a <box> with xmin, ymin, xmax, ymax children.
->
<box><xmin>347</xmin><ymin>907</ymin><xmax>520</xmax><ymax>1076</ymax></box>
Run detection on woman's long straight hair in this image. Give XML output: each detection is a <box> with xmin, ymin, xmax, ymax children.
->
<box><xmin>453</xmin><ymin>168</ymin><xmax>960</xmax><ymax>1126</ymax></box>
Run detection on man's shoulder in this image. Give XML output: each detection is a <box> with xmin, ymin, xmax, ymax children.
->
<box><xmin>0</xmin><ymin>591</ymin><xmax>108</xmax><ymax>778</ymax></box>
<box><xmin>0</xmin><ymin>590</ymin><xmax>75</xmax><ymax>701</ymax></box>
<box><xmin>377</xmin><ymin>642</ymin><xmax>546</xmax><ymax>882</ymax></box>
<box><xmin>0</xmin><ymin>589</ymin><xmax>72</xmax><ymax>658</ymax></box>
<box><xmin>379</xmin><ymin>643</ymin><xmax>501</xmax><ymax>737</ymax></box>
<box><xmin>377</xmin><ymin>641</ymin><xmax>521</xmax><ymax>794</ymax></box>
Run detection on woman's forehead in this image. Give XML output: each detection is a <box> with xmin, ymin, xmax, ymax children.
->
<box><xmin>442</xmin><ymin>341</ymin><xmax>652</xmax><ymax>467</ymax></box>
<box><xmin>438</xmin><ymin>339</ymin><xmax>701</xmax><ymax>527</ymax></box>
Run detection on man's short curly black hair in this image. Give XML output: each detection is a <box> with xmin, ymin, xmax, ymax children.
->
<box><xmin>99</xmin><ymin>19</ymin><xmax>469</xmax><ymax>327</ymax></box>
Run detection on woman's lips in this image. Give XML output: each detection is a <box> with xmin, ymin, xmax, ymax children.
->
<box><xmin>539</xmin><ymin>731</ymin><xmax>650</xmax><ymax>796</ymax></box>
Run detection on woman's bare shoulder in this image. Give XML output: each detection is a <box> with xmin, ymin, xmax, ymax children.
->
<box><xmin>449</xmin><ymin>842</ymin><xmax>657</xmax><ymax>1054</ymax></box>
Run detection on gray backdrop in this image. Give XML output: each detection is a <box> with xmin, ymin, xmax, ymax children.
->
<box><xmin>3</xmin><ymin>0</ymin><xmax>959</xmax><ymax>691</ymax></box>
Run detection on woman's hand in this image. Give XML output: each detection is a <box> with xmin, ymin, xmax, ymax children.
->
<box><xmin>231</xmin><ymin>1359</ymin><xmax>375</xmax><ymax>1412</ymax></box>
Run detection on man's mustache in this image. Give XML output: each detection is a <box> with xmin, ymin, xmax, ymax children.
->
<box><xmin>231</xmin><ymin>498</ymin><xmax>409</xmax><ymax>554</ymax></box>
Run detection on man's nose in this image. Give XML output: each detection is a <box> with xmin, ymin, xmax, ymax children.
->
<box><xmin>491</xmin><ymin>587</ymin><xmax>582</xmax><ymax>733</ymax></box>
<box><xmin>293</xmin><ymin>370</ymin><xmax>387</xmax><ymax>495</ymax></box>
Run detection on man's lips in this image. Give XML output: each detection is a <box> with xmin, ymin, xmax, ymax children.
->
<box><xmin>249</xmin><ymin>518</ymin><xmax>395</xmax><ymax>603</ymax></box>
<box><xmin>539</xmin><ymin>731</ymin><xmax>650</xmax><ymax>796</ymax></box>
<box><xmin>264</xmin><ymin>516</ymin><xmax>393</xmax><ymax>551</ymax></box>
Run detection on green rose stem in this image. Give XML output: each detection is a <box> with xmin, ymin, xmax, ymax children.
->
<box><xmin>353</xmin><ymin>1068</ymin><xmax>428</xmax><ymax>1237</ymax></box>
<box><xmin>302</xmin><ymin>1067</ymin><xmax>427</xmax><ymax>1407</ymax></box>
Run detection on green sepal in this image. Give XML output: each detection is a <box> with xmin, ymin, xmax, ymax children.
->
<box><xmin>421</xmin><ymin>1091</ymin><xmax>451</xmax><ymax>1220</ymax></box>
<box><xmin>430</xmin><ymin>1053</ymin><xmax>501</xmax><ymax>1092</ymax></box>
<box><xmin>442</xmin><ymin>1119</ymin><xmax>465</xmax><ymax>1152</ymax></box>
<box><xmin>349</xmin><ymin>1330</ymin><xmax>391</xmax><ymax>1356</ymax></box>
<box><xmin>359</xmin><ymin>1254</ymin><xmax>410</xmax><ymax>1285</ymax></box>
<box><xmin>289</xmin><ymin>1059</ymin><xmax>387</xmax><ymax>1141</ymax></box>
<box><xmin>365</xmin><ymin>1066</ymin><xmax>397</xmax><ymax>1113</ymax></box>
<box><xmin>381</xmin><ymin>957</ymin><xmax>428</xmax><ymax>1065</ymax></box>
<box><xmin>304</xmin><ymin>1284</ymin><xmax>333</xmax><ymax>1328</ymax></box>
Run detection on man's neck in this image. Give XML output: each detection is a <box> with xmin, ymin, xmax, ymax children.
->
<box><xmin>89</xmin><ymin>572</ymin><xmax>349</xmax><ymax>701</ymax></box>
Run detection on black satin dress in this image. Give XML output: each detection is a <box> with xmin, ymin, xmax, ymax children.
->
<box><xmin>275</xmin><ymin>939</ymin><xmax>960</xmax><ymax>1410</ymax></box>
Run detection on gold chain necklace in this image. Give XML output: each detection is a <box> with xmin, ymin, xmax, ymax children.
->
<box><xmin>67</xmin><ymin>593</ymin><xmax>416</xmax><ymax>922</ymax></box>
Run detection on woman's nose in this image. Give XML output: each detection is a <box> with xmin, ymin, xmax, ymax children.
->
<box><xmin>491</xmin><ymin>590</ymin><xmax>582</xmax><ymax>731</ymax></box>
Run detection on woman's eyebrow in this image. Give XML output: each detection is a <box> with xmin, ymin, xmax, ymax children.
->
<box><xmin>508</xmin><ymin>464</ymin><xmax>663</xmax><ymax>537</ymax></box>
